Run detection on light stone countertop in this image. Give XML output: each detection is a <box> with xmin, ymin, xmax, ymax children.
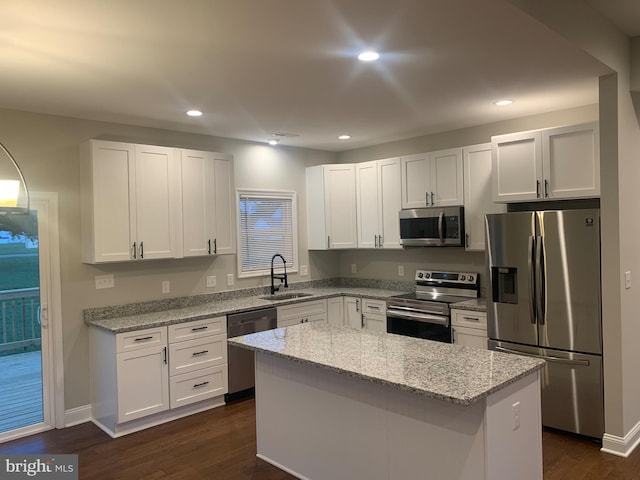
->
<box><xmin>85</xmin><ymin>287</ymin><xmax>406</xmax><ymax>333</ymax></box>
<box><xmin>228</xmin><ymin>322</ymin><xmax>544</xmax><ymax>405</ymax></box>
<box><xmin>450</xmin><ymin>298</ymin><xmax>487</xmax><ymax>312</ymax></box>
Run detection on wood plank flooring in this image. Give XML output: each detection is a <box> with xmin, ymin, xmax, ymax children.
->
<box><xmin>2</xmin><ymin>397</ymin><xmax>640</xmax><ymax>479</ymax></box>
<box><xmin>0</xmin><ymin>350</ymin><xmax>43</xmax><ymax>433</ymax></box>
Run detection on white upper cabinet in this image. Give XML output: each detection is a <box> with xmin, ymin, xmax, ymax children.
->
<box><xmin>401</xmin><ymin>148</ymin><xmax>463</xmax><ymax>208</ymax></box>
<box><xmin>306</xmin><ymin>164</ymin><xmax>357</xmax><ymax>249</ymax></box>
<box><xmin>492</xmin><ymin>122</ymin><xmax>599</xmax><ymax>202</ymax></box>
<box><xmin>463</xmin><ymin>144</ymin><xmax>506</xmax><ymax>251</ymax></box>
<box><xmin>355</xmin><ymin>158</ymin><xmax>402</xmax><ymax>249</ymax></box>
<box><xmin>81</xmin><ymin>140</ymin><xmax>181</xmax><ymax>263</ymax></box>
<box><xmin>181</xmin><ymin>150</ymin><xmax>235</xmax><ymax>257</ymax></box>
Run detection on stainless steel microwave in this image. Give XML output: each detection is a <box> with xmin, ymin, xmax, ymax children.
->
<box><xmin>399</xmin><ymin>206</ymin><xmax>465</xmax><ymax>247</ymax></box>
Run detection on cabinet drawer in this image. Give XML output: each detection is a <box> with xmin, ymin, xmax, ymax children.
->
<box><xmin>451</xmin><ymin>310</ymin><xmax>487</xmax><ymax>330</ymax></box>
<box><xmin>362</xmin><ymin>299</ymin><xmax>386</xmax><ymax>315</ymax></box>
<box><xmin>116</xmin><ymin>327</ymin><xmax>167</xmax><ymax>353</ymax></box>
<box><xmin>306</xmin><ymin>312</ymin><xmax>327</xmax><ymax>323</ymax></box>
<box><xmin>169</xmin><ymin>365</ymin><xmax>228</xmax><ymax>409</ymax></box>
<box><xmin>169</xmin><ymin>334</ymin><xmax>227</xmax><ymax>376</ymax></box>
<box><xmin>168</xmin><ymin>317</ymin><xmax>226</xmax><ymax>343</ymax></box>
<box><xmin>277</xmin><ymin>299</ymin><xmax>327</xmax><ymax>322</ymax></box>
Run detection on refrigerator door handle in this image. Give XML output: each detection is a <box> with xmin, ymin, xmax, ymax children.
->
<box><xmin>528</xmin><ymin>236</ymin><xmax>536</xmax><ymax>324</ymax></box>
<box><xmin>536</xmin><ymin>235</ymin><xmax>546</xmax><ymax>325</ymax></box>
<box><xmin>494</xmin><ymin>346</ymin><xmax>590</xmax><ymax>366</ymax></box>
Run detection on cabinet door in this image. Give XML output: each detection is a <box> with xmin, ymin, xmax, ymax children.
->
<box><xmin>453</xmin><ymin>327</ymin><xmax>487</xmax><ymax>349</ymax></box>
<box><xmin>80</xmin><ymin>140</ymin><xmax>135</xmax><ymax>263</ymax></box>
<box><xmin>430</xmin><ymin>148</ymin><xmax>464</xmax><ymax>206</ymax></box>
<box><xmin>363</xmin><ymin>314</ymin><xmax>386</xmax><ymax>333</ymax></box>
<box><xmin>324</xmin><ymin>165</ymin><xmax>357</xmax><ymax>249</ymax></box>
<box><xmin>355</xmin><ymin>161</ymin><xmax>380</xmax><ymax>248</ymax></box>
<box><xmin>134</xmin><ymin>144</ymin><xmax>181</xmax><ymax>259</ymax></box>
<box><xmin>212</xmin><ymin>154</ymin><xmax>236</xmax><ymax>255</ymax></box>
<box><xmin>377</xmin><ymin>158</ymin><xmax>402</xmax><ymax>249</ymax></box>
<box><xmin>492</xmin><ymin>131</ymin><xmax>542</xmax><ymax>202</ymax></box>
<box><xmin>463</xmin><ymin>144</ymin><xmax>506</xmax><ymax>251</ymax></box>
<box><xmin>327</xmin><ymin>297</ymin><xmax>345</xmax><ymax>325</ymax></box>
<box><xmin>543</xmin><ymin>123</ymin><xmax>599</xmax><ymax>199</ymax></box>
<box><xmin>116</xmin><ymin>345</ymin><xmax>169</xmax><ymax>423</ymax></box>
<box><xmin>400</xmin><ymin>153</ymin><xmax>430</xmax><ymax>208</ymax></box>
<box><xmin>344</xmin><ymin>296</ymin><xmax>362</xmax><ymax>329</ymax></box>
<box><xmin>181</xmin><ymin>149</ymin><xmax>214</xmax><ymax>257</ymax></box>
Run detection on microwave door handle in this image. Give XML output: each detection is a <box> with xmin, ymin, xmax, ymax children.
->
<box><xmin>438</xmin><ymin>211</ymin><xmax>444</xmax><ymax>243</ymax></box>
<box><xmin>528</xmin><ymin>236</ymin><xmax>536</xmax><ymax>324</ymax></box>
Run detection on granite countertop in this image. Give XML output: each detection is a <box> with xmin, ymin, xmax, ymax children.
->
<box><xmin>450</xmin><ymin>298</ymin><xmax>487</xmax><ymax>312</ymax></box>
<box><xmin>85</xmin><ymin>287</ymin><xmax>406</xmax><ymax>333</ymax></box>
<box><xmin>228</xmin><ymin>322</ymin><xmax>543</xmax><ymax>405</ymax></box>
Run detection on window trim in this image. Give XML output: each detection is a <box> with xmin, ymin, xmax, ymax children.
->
<box><xmin>235</xmin><ymin>188</ymin><xmax>298</xmax><ymax>279</ymax></box>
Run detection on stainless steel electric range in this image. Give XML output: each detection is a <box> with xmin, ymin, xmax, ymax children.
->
<box><xmin>386</xmin><ymin>270</ymin><xmax>479</xmax><ymax>343</ymax></box>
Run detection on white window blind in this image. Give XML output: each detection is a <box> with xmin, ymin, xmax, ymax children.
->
<box><xmin>237</xmin><ymin>190</ymin><xmax>297</xmax><ymax>277</ymax></box>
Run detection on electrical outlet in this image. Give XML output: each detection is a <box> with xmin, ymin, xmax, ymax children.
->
<box><xmin>398</xmin><ymin>265</ymin><xmax>405</xmax><ymax>277</ymax></box>
<box><xmin>351</xmin><ymin>263</ymin><xmax>357</xmax><ymax>274</ymax></box>
<box><xmin>512</xmin><ymin>401</ymin><xmax>521</xmax><ymax>431</ymax></box>
<box><xmin>162</xmin><ymin>280</ymin><xmax>170</xmax><ymax>294</ymax></box>
<box><xmin>227</xmin><ymin>274</ymin><xmax>234</xmax><ymax>286</ymax></box>
<box><xmin>625</xmin><ymin>271</ymin><xmax>632</xmax><ymax>290</ymax></box>
<box><xmin>300</xmin><ymin>265</ymin><xmax>309</xmax><ymax>276</ymax></box>
<box><xmin>206</xmin><ymin>275</ymin><xmax>217</xmax><ymax>288</ymax></box>
<box><xmin>95</xmin><ymin>275</ymin><xmax>114</xmax><ymax>289</ymax></box>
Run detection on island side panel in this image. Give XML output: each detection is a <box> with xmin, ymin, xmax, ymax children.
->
<box><xmin>255</xmin><ymin>352</ymin><xmax>490</xmax><ymax>480</ymax></box>
<box><xmin>485</xmin><ymin>371</ymin><xmax>542</xmax><ymax>480</ymax></box>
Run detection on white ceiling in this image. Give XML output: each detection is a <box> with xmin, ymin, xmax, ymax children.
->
<box><xmin>0</xmin><ymin>0</ymin><xmax>622</xmax><ymax>151</ymax></box>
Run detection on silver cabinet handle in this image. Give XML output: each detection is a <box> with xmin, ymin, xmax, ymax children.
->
<box><xmin>163</xmin><ymin>346</ymin><xmax>167</xmax><ymax>365</ymax></box>
<box><xmin>192</xmin><ymin>326</ymin><xmax>208</xmax><ymax>332</ymax></box>
<box><xmin>134</xmin><ymin>336</ymin><xmax>153</xmax><ymax>342</ymax></box>
<box><xmin>132</xmin><ymin>242</ymin><xmax>137</xmax><ymax>259</ymax></box>
<box><xmin>193</xmin><ymin>381</ymin><xmax>209</xmax><ymax>388</ymax></box>
<box><xmin>378</xmin><ymin>235</ymin><xmax>383</xmax><ymax>247</ymax></box>
<box><xmin>425</xmin><ymin>192</ymin><xmax>429</xmax><ymax>206</ymax></box>
<box><xmin>544</xmin><ymin>179</ymin><xmax>549</xmax><ymax>198</ymax></box>
<box><xmin>374</xmin><ymin>235</ymin><xmax>378</xmax><ymax>248</ymax></box>
<box><xmin>368</xmin><ymin>305</ymin><xmax>381</xmax><ymax>310</ymax></box>
<box><xmin>430</xmin><ymin>192</ymin><xmax>434</xmax><ymax>205</ymax></box>
<box><xmin>536</xmin><ymin>180</ymin><xmax>541</xmax><ymax>198</ymax></box>
<box><xmin>214</xmin><ymin>238</ymin><xmax>217</xmax><ymax>254</ymax></box>
<box><xmin>192</xmin><ymin>350</ymin><xmax>209</xmax><ymax>356</ymax></box>
<box><xmin>355</xmin><ymin>299</ymin><xmax>359</xmax><ymax>312</ymax></box>
<box><xmin>465</xmin><ymin>233</ymin><xmax>469</xmax><ymax>248</ymax></box>
<box><xmin>327</xmin><ymin>236</ymin><xmax>330</xmax><ymax>249</ymax></box>
<box><xmin>462</xmin><ymin>316</ymin><xmax>480</xmax><ymax>322</ymax></box>
<box><xmin>139</xmin><ymin>241</ymin><xmax>144</xmax><ymax>259</ymax></box>
<box><xmin>208</xmin><ymin>239</ymin><xmax>212</xmax><ymax>255</ymax></box>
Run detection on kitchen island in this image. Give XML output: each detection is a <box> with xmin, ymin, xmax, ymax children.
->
<box><xmin>229</xmin><ymin>323</ymin><xmax>545</xmax><ymax>480</ymax></box>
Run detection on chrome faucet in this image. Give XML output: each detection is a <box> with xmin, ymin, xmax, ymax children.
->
<box><xmin>270</xmin><ymin>254</ymin><xmax>288</xmax><ymax>295</ymax></box>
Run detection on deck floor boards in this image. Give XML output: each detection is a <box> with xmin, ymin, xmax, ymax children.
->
<box><xmin>0</xmin><ymin>350</ymin><xmax>43</xmax><ymax>433</ymax></box>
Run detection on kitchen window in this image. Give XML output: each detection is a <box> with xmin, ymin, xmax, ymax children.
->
<box><xmin>236</xmin><ymin>189</ymin><xmax>298</xmax><ymax>278</ymax></box>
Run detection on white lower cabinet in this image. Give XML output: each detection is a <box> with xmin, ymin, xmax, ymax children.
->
<box><xmin>343</xmin><ymin>297</ymin><xmax>387</xmax><ymax>332</ymax></box>
<box><xmin>451</xmin><ymin>309</ymin><xmax>487</xmax><ymax>349</ymax></box>
<box><xmin>90</xmin><ymin>317</ymin><xmax>227</xmax><ymax>438</ymax></box>
<box><xmin>277</xmin><ymin>299</ymin><xmax>328</xmax><ymax>327</ymax></box>
<box><xmin>327</xmin><ymin>297</ymin><xmax>345</xmax><ymax>325</ymax></box>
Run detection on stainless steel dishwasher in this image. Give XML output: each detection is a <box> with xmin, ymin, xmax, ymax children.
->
<box><xmin>226</xmin><ymin>307</ymin><xmax>277</xmax><ymax>401</ymax></box>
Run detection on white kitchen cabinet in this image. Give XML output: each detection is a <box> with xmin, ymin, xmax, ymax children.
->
<box><xmin>401</xmin><ymin>148</ymin><xmax>463</xmax><ymax>209</ymax></box>
<box><xmin>327</xmin><ymin>296</ymin><xmax>345</xmax><ymax>325</ymax></box>
<box><xmin>181</xmin><ymin>149</ymin><xmax>236</xmax><ymax>257</ymax></box>
<box><xmin>307</xmin><ymin>164</ymin><xmax>358</xmax><ymax>249</ymax></box>
<box><xmin>277</xmin><ymin>299</ymin><xmax>328</xmax><ymax>327</ymax></box>
<box><xmin>355</xmin><ymin>158</ymin><xmax>402</xmax><ymax>249</ymax></box>
<box><xmin>463</xmin><ymin>144</ymin><xmax>507</xmax><ymax>251</ymax></box>
<box><xmin>492</xmin><ymin>122</ymin><xmax>599</xmax><ymax>202</ymax></box>
<box><xmin>361</xmin><ymin>299</ymin><xmax>387</xmax><ymax>332</ymax></box>
<box><xmin>344</xmin><ymin>296</ymin><xmax>363</xmax><ymax>329</ymax></box>
<box><xmin>80</xmin><ymin>139</ymin><xmax>181</xmax><ymax>263</ymax></box>
<box><xmin>451</xmin><ymin>309</ymin><xmax>487</xmax><ymax>349</ymax></box>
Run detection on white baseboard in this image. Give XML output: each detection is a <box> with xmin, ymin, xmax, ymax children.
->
<box><xmin>64</xmin><ymin>405</ymin><xmax>92</xmax><ymax>427</ymax></box>
<box><xmin>601</xmin><ymin>420</ymin><xmax>640</xmax><ymax>457</ymax></box>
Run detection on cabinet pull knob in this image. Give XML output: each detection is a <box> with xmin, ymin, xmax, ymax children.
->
<box><xmin>208</xmin><ymin>239</ymin><xmax>211</xmax><ymax>255</ymax></box>
<box><xmin>463</xmin><ymin>316</ymin><xmax>480</xmax><ymax>322</ymax></box>
<box><xmin>193</xmin><ymin>381</ymin><xmax>209</xmax><ymax>388</ymax></box>
<box><xmin>536</xmin><ymin>180</ymin><xmax>541</xmax><ymax>198</ymax></box>
<box><xmin>191</xmin><ymin>326</ymin><xmax>208</xmax><ymax>331</ymax></box>
<box><xmin>140</xmin><ymin>241</ymin><xmax>144</xmax><ymax>259</ymax></box>
<box><xmin>163</xmin><ymin>346</ymin><xmax>167</xmax><ymax>365</ymax></box>
<box><xmin>192</xmin><ymin>350</ymin><xmax>208</xmax><ymax>356</ymax></box>
<box><xmin>544</xmin><ymin>179</ymin><xmax>549</xmax><ymax>198</ymax></box>
<box><xmin>134</xmin><ymin>336</ymin><xmax>153</xmax><ymax>342</ymax></box>
<box><xmin>132</xmin><ymin>242</ymin><xmax>137</xmax><ymax>259</ymax></box>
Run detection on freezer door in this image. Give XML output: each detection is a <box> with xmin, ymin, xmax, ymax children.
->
<box><xmin>485</xmin><ymin>212</ymin><xmax>538</xmax><ymax>345</ymax></box>
<box><xmin>537</xmin><ymin>210</ymin><xmax>602</xmax><ymax>354</ymax></box>
<box><xmin>489</xmin><ymin>340</ymin><xmax>604</xmax><ymax>439</ymax></box>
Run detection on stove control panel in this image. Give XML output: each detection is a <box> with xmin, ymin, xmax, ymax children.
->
<box><xmin>415</xmin><ymin>270</ymin><xmax>478</xmax><ymax>285</ymax></box>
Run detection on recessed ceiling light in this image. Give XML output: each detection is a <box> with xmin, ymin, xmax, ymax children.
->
<box><xmin>186</xmin><ymin>110</ymin><xmax>203</xmax><ymax>117</ymax></box>
<box><xmin>268</xmin><ymin>139</ymin><xmax>279</xmax><ymax>146</ymax></box>
<box><xmin>494</xmin><ymin>99</ymin><xmax>513</xmax><ymax>106</ymax></box>
<box><xmin>358</xmin><ymin>51</ymin><xmax>379</xmax><ymax>62</ymax></box>
<box><xmin>338</xmin><ymin>135</ymin><xmax>351</xmax><ymax>140</ymax></box>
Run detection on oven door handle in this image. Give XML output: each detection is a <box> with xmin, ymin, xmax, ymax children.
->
<box><xmin>386</xmin><ymin>309</ymin><xmax>449</xmax><ymax>326</ymax></box>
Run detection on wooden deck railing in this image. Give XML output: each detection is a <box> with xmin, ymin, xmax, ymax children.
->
<box><xmin>0</xmin><ymin>288</ymin><xmax>41</xmax><ymax>355</ymax></box>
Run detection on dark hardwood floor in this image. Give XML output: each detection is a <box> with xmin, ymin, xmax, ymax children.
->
<box><xmin>1</xmin><ymin>398</ymin><xmax>639</xmax><ymax>479</ymax></box>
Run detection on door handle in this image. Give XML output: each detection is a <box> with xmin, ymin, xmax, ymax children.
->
<box><xmin>544</xmin><ymin>179</ymin><xmax>549</xmax><ymax>198</ymax></box>
<box><xmin>139</xmin><ymin>241</ymin><xmax>144</xmax><ymax>259</ymax></box>
<box><xmin>438</xmin><ymin>212</ymin><xmax>444</xmax><ymax>243</ymax></box>
<box><xmin>208</xmin><ymin>239</ymin><xmax>211</xmax><ymax>255</ymax></box>
<box><xmin>132</xmin><ymin>242</ymin><xmax>137</xmax><ymax>259</ymax></box>
<box><xmin>528</xmin><ymin>236</ymin><xmax>536</xmax><ymax>324</ymax></box>
<box><xmin>425</xmin><ymin>192</ymin><xmax>429</xmax><ymax>206</ymax></box>
<box><xmin>430</xmin><ymin>192</ymin><xmax>434</xmax><ymax>205</ymax></box>
<box><xmin>214</xmin><ymin>239</ymin><xmax>217</xmax><ymax>254</ymax></box>
<box><xmin>536</xmin><ymin>180</ymin><xmax>541</xmax><ymax>198</ymax></box>
<box><xmin>374</xmin><ymin>235</ymin><xmax>378</xmax><ymax>248</ymax></box>
<box><xmin>536</xmin><ymin>235</ymin><xmax>545</xmax><ymax>325</ymax></box>
<box><xmin>494</xmin><ymin>346</ymin><xmax>590</xmax><ymax>366</ymax></box>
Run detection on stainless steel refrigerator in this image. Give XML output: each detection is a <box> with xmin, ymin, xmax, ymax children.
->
<box><xmin>485</xmin><ymin>209</ymin><xmax>603</xmax><ymax>439</ymax></box>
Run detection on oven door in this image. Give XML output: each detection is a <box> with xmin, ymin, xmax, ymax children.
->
<box><xmin>386</xmin><ymin>307</ymin><xmax>452</xmax><ymax>343</ymax></box>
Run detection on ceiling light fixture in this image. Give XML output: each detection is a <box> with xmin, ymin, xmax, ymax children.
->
<box><xmin>268</xmin><ymin>139</ymin><xmax>279</xmax><ymax>146</ymax></box>
<box><xmin>338</xmin><ymin>135</ymin><xmax>352</xmax><ymax>140</ymax></box>
<box><xmin>0</xmin><ymin>141</ymin><xmax>29</xmax><ymax>214</ymax></box>
<box><xmin>494</xmin><ymin>99</ymin><xmax>513</xmax><ymax>106</ymax></box>
<box><xmin>358</xmin><ymin>51</ymin><xmax>380</xmax><ymax>62</ymax></box>
<box><xmin>186</xmin><ymin>110</ymin><xmax>203</xmax><ymax>117</ymax></box>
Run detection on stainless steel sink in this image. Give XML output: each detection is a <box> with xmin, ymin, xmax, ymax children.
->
<box><xmin>260</xmin><ymin>292</ymin><xmax>313</xmax><ymax>301</ymax></box>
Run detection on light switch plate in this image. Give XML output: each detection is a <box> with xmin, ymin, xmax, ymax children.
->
<box><xmin>227</xmin><ymin>274</ymin><xmax>234</xmax><ymax>286</ymax></box>
<box><xmin>95</xmin><ymin>274</ymin><xmax>114</xmax><ymax>289</ymax></box>
<box><xmin>206</xmin><ymin>275</ymin><xmax>217</xmax><ymax>288</ymax></box>
<box><xmin>300</xmin><ymin>265</ymin><xmax>309</xmax><ymax>276</ymax></box>
<box><xmin>162</xmin><ymin>280</ymin><xmax>170</xmax><ymax>294</ymax></box>
<box><xmin>398</xmin><ymin>265</ymin><xmax>405</xmax><ymax>277</ymax></box>
<box><xmin>351</xmin><ymin>264</ymin><xmax>357</xmax><ymax>274</ymax></box>
<box><xmin>625</xmin><ymin>271</ymin><xmax>632</xmax><ymax>289</ymax></box>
